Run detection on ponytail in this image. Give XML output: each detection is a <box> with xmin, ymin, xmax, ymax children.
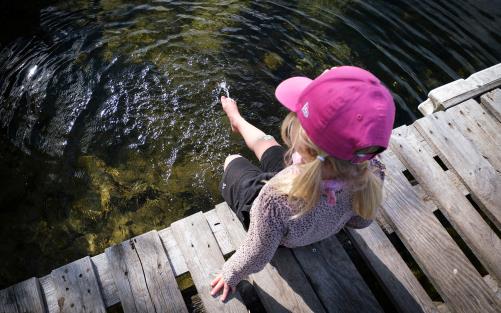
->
<box><xmin>349</xmin><ymin>162</ymin><xmax>383</xmax><ymax>219</ymax></box>
<box><xmin>288</xmin><ymin>156</ymin><xmax>324</xmax><ymax>219</ymax></box>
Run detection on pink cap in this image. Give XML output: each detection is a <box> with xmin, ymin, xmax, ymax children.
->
<box><xmin>275</xmin><ymin>66</ymin><xmax>396</xmax><ymax>163</ymax></box>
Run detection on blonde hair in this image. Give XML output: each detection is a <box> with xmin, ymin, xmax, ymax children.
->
<box><xmin>270</xmin><ymin>112</ymin><xmax>383</xmax><ymax>220</ymax></box>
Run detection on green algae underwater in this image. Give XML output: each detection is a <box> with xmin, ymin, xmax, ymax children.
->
<box><xmin>1</xmin><ymin>0</ymin><xmax>501</xmax><ymax>292</ymax></box>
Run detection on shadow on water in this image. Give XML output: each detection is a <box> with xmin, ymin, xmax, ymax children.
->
<box><xmin>0</xmin><ymin>0</ymin><xmax>500</xmax><ymax>287</ymax></box>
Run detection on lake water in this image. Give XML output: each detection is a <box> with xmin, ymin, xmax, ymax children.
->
<box><xmin>0</xmin><ymin>0</ymin><xmax>500</xmax><ymax>288</ymax></box>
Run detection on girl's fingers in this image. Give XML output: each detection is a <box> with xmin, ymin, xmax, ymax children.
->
<box><xmin>221</xmin><ymin>284</ymin><xmax>230</xmax><ymax>302</ymax></box>
<box><xmin>210</xmin><ymin>276</ymin><xmax>218</xmax><ymax>287</ymax></box>
<box><xmin>211</xmin><ymin>278</ymin><xmax>224</xmax><ymax>296</ymax></box>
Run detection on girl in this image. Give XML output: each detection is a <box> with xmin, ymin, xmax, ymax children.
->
<box><xmin>210</xmin><ymin>66</ymin><xmax>395</xmax><ymax>302</ymax></box>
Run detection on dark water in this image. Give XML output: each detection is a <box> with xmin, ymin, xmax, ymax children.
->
<box><xmin>0</xmin><ymin>0</ymin><xmax>500</xmax><ymax>288</ymax></box>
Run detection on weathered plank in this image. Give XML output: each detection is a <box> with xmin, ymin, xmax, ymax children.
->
<box><xmin>435</xmin><ymin>302</ymin><xmax>451</xmax><ymax>313</ymax></box>
<box><xmin>215</xmin><ymin>202</ymin><xmax>326</xmax><ymax>313</ymax></box>
<box><xmin>170</xmin><ymin>211</ymin><xmax>247</xmax><ymax>313</ymax></box>
<box><xmin>480</xmin><ymin>88</ymin><xmax>501</xmax><ymax>122</ymax></box>
<box><xmin>91</xmin><ymin>253</ymin><xmax>119</xmax><ymax>307</ymax></box>
<box><xmin>347</xmin><ymin>223</ymin><xmax>438</xmax><ymax>313</ymax></box>
<box><xmin>378</xmin><ymin>149</ymin><xmax>500</xmax><ymax>313</ymax></box>
<box><xmin>292</xmin><ymin>234</ymin><xmax>384</xmax><ymax>313</ymax></box>
<box><xmin>446</xmin><ymin>100</ymin><xmax>501</xmax><ymax>171</ymax></box>
<box><xmin>50</xmin><ymin>256</ymin><xmax>106</xmax><ymax>313</ymax></box>
<box><xmin>204</xmin><ymin>209</ymin><xmax>233</xmax><ymax>255</ymax></box>
<box><xmin>391</xmin><ymin>125</ymin><xmax>501</xmax><ymax>281</ymax></box>
<box><xmin>41</xmin><ymin>260</ymin><xmax>115</xmax><ymax>313</ymax></box>
<box><xmin>39</xmin><ymin>275</ymin><xmax>58</xmax><ymax>313</ymax></box>
<box><xmin>412</xmin><ymin>184</ymin><xmax>438</xmax><ymax>213</ymax></box>
<box><xmin>483</xmin><ymin>275</ymin><xmax>501</xmax><ymax>299</ymax></box>
<box><xmin>427</xmin><ymin>63</ymin><xmax>501</xmax><ymax>111</ymax></box>
<box><xmin>415</xmin><ymin>111</ymin><xmax>501</xmax><ymax>229</ymax></box>
<box><xmin>375</xmin><ymin>210</ymin><xmax>395</xmax><ymax>234</ymax></box>
<box><xmin>445</xmin><ymin>170</ymin><xmax>469</xmax><ymax>196</ymax></box>
<box><xmin>105</xmin><ymin>230</ymin><xmax>188</xmax><ymax>313</ymax></box>
<box><xmin>157</xmin><ymin>227</ymin><xmax>189</xmax><ymax>277</ymax></box>
<box><xmin>0</xmin><ymin>277</ymin><xmax>45</xmax><ymax>313</ymax></box>
<box><xmin>417</xmin><ymin>99</ymin><xmax>434</xmax><ymax>116</ymax></box>
<box><xmin>405</xmin><ymin>121</ymin><xmax>466</xmax><ymax>198</ymax></box>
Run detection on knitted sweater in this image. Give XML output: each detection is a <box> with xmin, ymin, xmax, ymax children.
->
<box><xmin>221</xmin><ymin>157</ymin><xmax>386</xmax><ymax>288</ymax></box>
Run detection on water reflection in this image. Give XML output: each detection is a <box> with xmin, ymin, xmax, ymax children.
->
<box><xmin>0</xmin><ymin>0</ymin><xmax>500</xmax><ymax>287</ymax></box>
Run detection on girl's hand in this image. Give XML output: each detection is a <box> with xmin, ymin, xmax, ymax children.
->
<box><xmin>210</xmin><ymin>273</ymin><xmax>236</xmax><ymax>302</ymax></box>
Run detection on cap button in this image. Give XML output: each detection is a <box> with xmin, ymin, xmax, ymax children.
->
<box><xmin>357</xmin><ymin>114</ymin><xmax>363</xmax><ymax>121</ymax></box>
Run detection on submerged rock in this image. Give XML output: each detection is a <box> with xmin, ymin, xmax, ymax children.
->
<box><xmin>263</xmin><ymin>52</ymin><xmax>284</xmax><ymax>70</ymax></box>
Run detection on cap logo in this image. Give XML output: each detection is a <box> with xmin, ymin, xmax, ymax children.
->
<box><xmin>301</xmin><ymin>102</ymin><xmax>309</xmax><ymax>118</ymax></box>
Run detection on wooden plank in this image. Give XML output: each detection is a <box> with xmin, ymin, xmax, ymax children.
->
<box><xmin>91</xmin><ymin>253</ymin><xmax>119</xmax><ymax>307</ymax></box>
<box><xmin>451</xmin><ymin>98</ymin><xmax>501</xmax><ymax>146</ymax></box>
<box><xmin>170</xmin><ymin>211</ymin><xmax>247</xmax><ymax>313</ymax></box>
<box><xmin>435</xmin><ymin>302</ymin><xmax>451</xmax><ymax>313</ymax></box>
<box><xmin>40</xmin><ymin>253</ymin><xmax>137</xmax><ymax>310</ymax></box>
<box><xmin>417</xmin><ymin>98</ymin><xmax>434</xmax><ymax>116</ymax></box>
<box><xmin>391</xmin><ymin>125</ymin><xmax>501</xmax><ymax>282</ymax></box>
<box><xmin>377</xmin><ymin>149</ymin><xmax>500</xmax><ymax>313</ymax></box>
<box><xmin>215</xmin><ymin>202</ymin><xmax>326</xmax><ymax>313</ymax></box>
<box><xmin>412</xmin><ymin>184</ymin><xmax>437</xmax><ymax>213</ymax></box>
<box><xmin>157</xmin><ymin>227</ymin><xmax>189</xmax><ymax>277</ymax></box>
<box><xmin>0</xmin><ymin>287</ymin><xmax>17</xmax><ymax>313</ymax></box>
<box><xmin>446</xmin><ymin>99</ymin><xmax>501</xmax><ymax>171</ymax></box>
<box><xmin>39</xmin><ymin>275</ymin><xmax>58</xmax><ymax>313</ymax></box>
<box><xmin>373</xmin><ymin>208</ymin><xmax>395</xmax><ymax>233</ymax></box>
<box><xmin>204</xmin><ymin>209</ymin><xmax>233</xmax><ymax>255</ymax></box>
<box><xmin>415</xmin><ymin>111</ymin><xmax>501</xmax><ymax>229</ymax></box>
<box><xmin>105</xmin><ymin>230</ymin><xmax>188</xmax><ymax>313</ymax></box>
<box><xmin>12</xmin><ymin>278</ymin><xmax>45</xmax><ymax>313</ymax></box>
<box><xmin>0</xmin><ymin>277</ymin><xmax>46</xmax><ymax>313</ymax></box>
<box><xmin>428</xmin><ymin>63</ymin><xmax>501</xmax><ymax>110</ymax></box>
<box><xmin>445</xmin><ymin>170</ymin><xmax>469</xmax><ymax>196</ymax></box>
<box><xmin>481</xmin><ymin>88</ymin><xmax>501</xmax><ymax>123</ymax></box>
<box><xmin>347</xmin><ymin>223</ymin><xmax>438</xmax><ymax>313</ymax></box>
<box><xmin>292</xmin><ymin>235</ymin><xmax>384</xmax><ymax>313</ymax></box>
<box><xmin>41</xmin><ymin>249</ymin><xmax>182</xmax><ymax>312</ymax></box>
<box><xmin>50</xmin><ymin>256</ymin><xmax>106</xmax><ymax>313</ymax></box>
<box><xmin>483</xmin><ymin>275</ymin><xmax>500</xmax><ymax>298</ymax></box>
<box><xmin>428</xmin><ymin>78</ymin><xmax>478</xmax><ymax>110</ymax></box>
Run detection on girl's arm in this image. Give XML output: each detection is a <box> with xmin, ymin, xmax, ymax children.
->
<box><xmin>221</xmin><ymin>186</ymin><xmax>286</xmax><ymax>288</ymax></box>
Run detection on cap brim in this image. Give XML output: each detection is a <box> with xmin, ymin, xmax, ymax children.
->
<box><xmin>275</xmin><ymin>76</ymin><xmax>312</xmax><ymax>112</ymax></box>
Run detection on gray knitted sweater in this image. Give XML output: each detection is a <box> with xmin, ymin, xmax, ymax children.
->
<box><xmin>221</xmin><ymin>157</ymin><xmax>386</xmax><ymax>288</ymax></box>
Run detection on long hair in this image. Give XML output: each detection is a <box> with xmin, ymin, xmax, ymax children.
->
<box><xmin>270</xmin><ymin>112</ymin><xmax>383</xmax><ymax>220</ymax></box>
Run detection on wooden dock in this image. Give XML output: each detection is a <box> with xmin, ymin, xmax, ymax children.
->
<box><xmin>2</xmin><ymin>64</ymin><xmax>501</xmax><ymax>313</ymax></box>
